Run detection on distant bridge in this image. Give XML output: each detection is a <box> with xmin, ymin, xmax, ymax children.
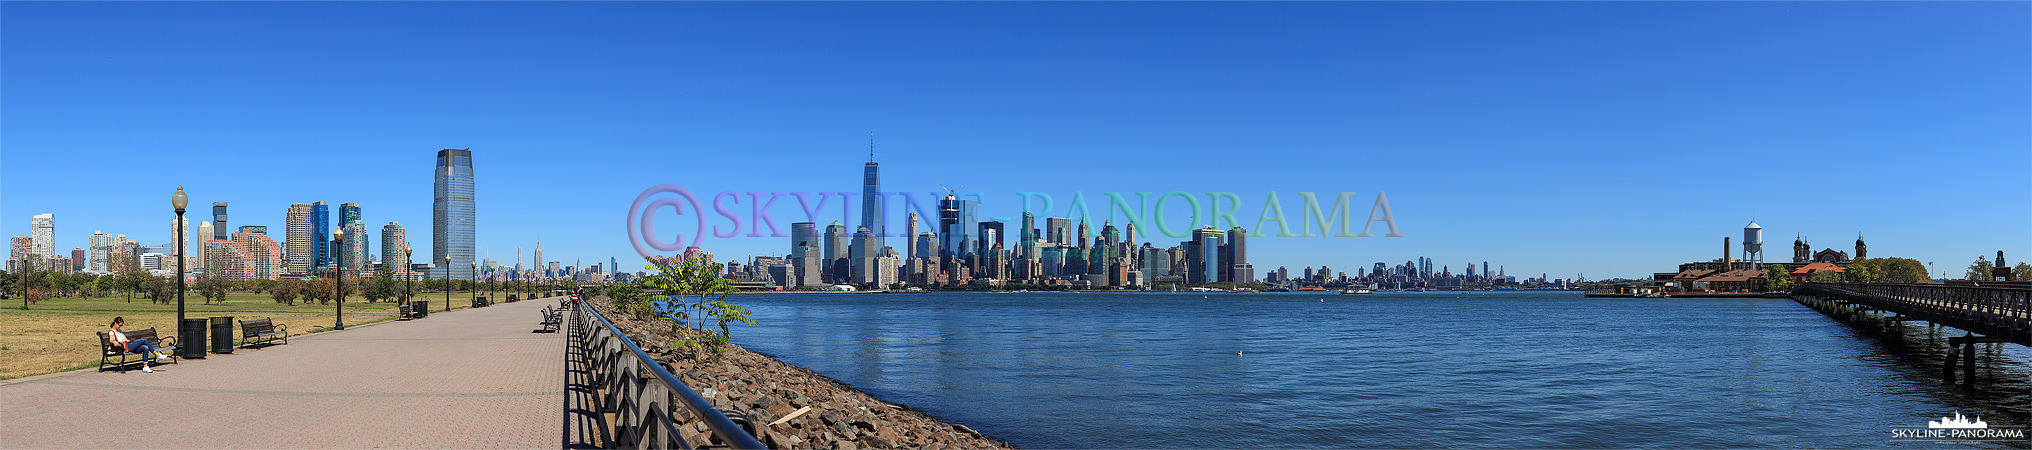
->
<box><xmin>1791</xmin><ymin>282</ymin><xmax>2030</xmax><ymax>386</ymax></box>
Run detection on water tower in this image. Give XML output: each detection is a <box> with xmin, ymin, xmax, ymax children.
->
<box><xmin>1742</xmin><ymin>221</ymin><xmax>1764</xmax><ymax>268</ymax></box>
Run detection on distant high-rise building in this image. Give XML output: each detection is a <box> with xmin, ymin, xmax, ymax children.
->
<box><xmin>213</xmin><ymin>202</ymin><xmax>230</xmax><ymax>241</ymax></box>
<box><xmin>170</xmin><ymin>214</ymin><xmax>187</xmax><ymax>274</ymax></box>
<box><xmin>435</xmin><ymin>148</ymin><xmax>477</xmax><ymax>281</ymax></box>
<box><xmin>284</xmin><ymin>203</ymin><xmax>315</xmax><ymax>274</ymax></box>
<box><xmin>938</xmin><ymin>194</ymin><xmax>978</xmax><ymax>259</ymax></box>
<box><xmin>340</xmin><ymin>203</ymin><xmax>362</xmax><ymax>228</ymax></box>
<box><xmin>312</xmin><ymin>201</ymin><xmax>331</xmax><ymax>270</ymax></box>
<box><xmin>860</xmin><ymin>137</ymin><xmax>884</xmax><ymax>251</ymax></box>
<box><xmin>30</xmin><ymin>214</ymin><xmax>54</xmax><ymax>260</ymax></box>
<box><xmin>904</xmin><ymin>213</ymin><xmax>919</xmax><ymax>259</ymax></box>
<box><xmin>194</xmin><ymin>220</ymin><xmax>213</xmax><ymax>272</ymax></box>
<box><xmin>824</xmin><ymin>222</ymin><xmax>848</xmax><ymax>283</ymax></box>
<box><xmin>978</xmin><ymin>221</ymin><xmax>1005</xmax><ymax>257</ymax></box>
<box><xmin>1044</xmin><ymin>217</ymin><xmax>1072</xmax><ymax>246</ymax></box>
<box><xmin>382</xmin><ymin>222</ymin><xmax>407</xmax><ymax>272</ymax></box>
<box><xmin>1483</xmin><ymin>261</ymin><xmax>1490</xmax><ymax>280</ymax></box>
<box><xmin>532</xmin><ymin>242</ymin><xmax>542</xmax><ymax>280</ymax></box>
<box><xmin>88</xmin><ymin>231</ymin><xmax>113</xmax><ymax>272</ymax></box>
<box><xmin>342</xmin><ymin>221</ymin><xmax>369</xmax><ymax>271</ymax></box>
<box><xmin>1227</xmin><ymin>226</ymin><xmax>1252</xmax><ymax>284</ymax></box>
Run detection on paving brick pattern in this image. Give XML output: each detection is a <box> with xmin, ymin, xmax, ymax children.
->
<box><xmin>0</xmin><ymin>297</ymin><xmax>567</xmax><ymax>449</ymax></box>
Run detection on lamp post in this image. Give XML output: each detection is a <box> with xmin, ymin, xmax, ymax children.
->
<box><xmin>470</xmin><ymin>262</ymin><xmax>478</xmax><ymax>305</ymax></box>
<box><xmin>171</xmin><ymin>186</ymin><xmax>188</xmax><ymax>324</ymax></box>
<box><xmin>334</xmin><ymin>227</ymin><xmax>345</xmax><ymax>331</ymax></box>
<box><xmin>1929</xmin><ymin>261</ymin><xmax>1936</xmax><ymax>283</ymax></box>
<box><xmin>444</xmin><ymin>255</ymin><xmax>452</xmax><ymax>312</ymax></box>
<box><xmin>404</xmin><ymin>247</ymin><xmax>413</xmax><ymax>305</ymax></box>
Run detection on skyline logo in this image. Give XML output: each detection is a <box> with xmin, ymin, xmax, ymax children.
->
<box><xmin>626</xmin><ymin>184</ymin><xmax>1404</xmax><ymax>259</ymax></box>
<box><xmin>1891</xmin><ymin>411</ymin><xmax>2025</xmax><ymax>442</ymax></box>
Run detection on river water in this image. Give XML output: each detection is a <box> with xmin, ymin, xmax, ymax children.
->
<box><xmin>726</xmin><ymin>291</ymin><xmax>2030</xmax><ymax>448</ymax></box>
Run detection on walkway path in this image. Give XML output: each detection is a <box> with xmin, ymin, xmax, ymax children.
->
<box><xmin>0</xmin><ymin>296</ymin><xmax>566</xmax><ymax>449</ymax></box>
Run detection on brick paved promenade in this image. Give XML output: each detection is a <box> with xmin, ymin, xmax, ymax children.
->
<box><xmin>0</xmin><ymin>297</ymin><xmax>566</xmax><ymax>449</ymax></box>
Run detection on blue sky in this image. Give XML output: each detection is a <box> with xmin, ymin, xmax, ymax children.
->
<box><xmin>3</xmin><ymin>2</ymin><xmax>2027</xmax><ymax>280</ymax></box>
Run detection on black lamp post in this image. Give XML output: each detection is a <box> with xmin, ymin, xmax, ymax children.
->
<box><xmin>404</xmin><ymin>247</ymin><xmax>413</xmax><ymax>305</ymax></box>
<box><xmin>172</xmin><ymin>186</ymin><xmax>188</xmax><ymax>324</ymax></box>
<box><xmin>443</xmin><ymin>255</ymin><xmax>452</xmax><ymax>311</ymax></box>
<box><xmin>470</xmin><ymin>262</ymin><xmax>478</xmax><ymax>305</ymax></box>
<box><xmin>334</xmin><ymin>226</ymin><xmax>346</xmax><ymax>331</ymax></box>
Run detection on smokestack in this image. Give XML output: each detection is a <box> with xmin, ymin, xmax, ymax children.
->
<box><xmin>1724</xmin><ymin>236</ymin><xmax>1734</xmax><ymax>270</ymax></box>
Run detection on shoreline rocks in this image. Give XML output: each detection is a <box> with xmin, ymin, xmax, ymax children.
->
<box><xmin>591</xmin><ymin>299</ymin><xmax>1018</xmax><ymax>450</ymax></box>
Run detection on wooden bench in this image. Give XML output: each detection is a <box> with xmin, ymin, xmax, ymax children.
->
<box><xmin>238</xmin><ymin>318</ymin><xmax>289</xmax><ymax>348</ymax></box>
<box><xmin>97</xmin><ymin>328</ymin><xmax>178</xmax><ymax>373</ymax></box>
<box><xmin>537</xmin><ymin>306</ymin><xmax>562</xmax><ymax>333</ymax></box>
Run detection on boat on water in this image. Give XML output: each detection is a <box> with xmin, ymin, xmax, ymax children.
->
<box><xmin>1339</xmin><ymin>289</ymin><xmax>1372</xmax><ymax>295</ymax></box>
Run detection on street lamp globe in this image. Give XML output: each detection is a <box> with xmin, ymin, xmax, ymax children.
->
<box><xmin>171</xmin><ymin>186</ymin><xmax>188</xmax><ymax>211</ymax></box>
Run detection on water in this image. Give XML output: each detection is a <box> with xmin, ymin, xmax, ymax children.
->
<box><xmin>726</xmin><ymin>291</ymin><xmax>2031</xmax><ymax>448</ymax></box>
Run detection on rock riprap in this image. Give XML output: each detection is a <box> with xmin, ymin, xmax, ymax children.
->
<box><xmin>591</xmin><ymin>299</ymin><xmax>1018</xmax><ymax>450</ymax></box>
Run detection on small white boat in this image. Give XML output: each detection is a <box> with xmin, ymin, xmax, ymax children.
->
<box><xmin>1340</xmin><ymin>289</ymin><xmax>1372</xmax><ymax>295</ymax></box>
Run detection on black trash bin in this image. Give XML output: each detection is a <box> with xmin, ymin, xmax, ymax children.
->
<box><xmin>414</xmin><ymin>301</ymin><xmax>428</xmax><ymax>318</ymax></box>
<box><xmin>210</xmin><ymin>317</ymin><xmax>235</xmax><ymax>354</ymax></box>
<box><xmin>179</xmin><ymin>318</ymin><xmax>208</xmax><ymax>359</ymax></box>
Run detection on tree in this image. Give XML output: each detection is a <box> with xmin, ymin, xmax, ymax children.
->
<box><xmin>1810</xmin><ymin>269</ymin><xmax>1844</xmax><ymax>283</ymax></box>
<box><xmin>1848</xmin><ymin>259</ymin><xmax>1882</xmax><ymax>283</ymax></box>
<box><xmin>1964</xmin><ymin>256</ymin><xmax>1994</xmax><ymax>281</ymax></box>
<box><xmin>304</xmin><ymin>278</ymin><xmax>334</xmax><ymax>305</ymax></box>
<box><xmin>269</xmin><ymin>281</ymin><xmax>300</xmax><ymax>305</ymax></box>
<box><xmin>2015</xmin><ymin>262</ymin><xmax>2031</xmax><ymax>282</ymax></box>
<box><xmin>641</xmin><ymin>252</ymin><xmax>753</xmax><ymax>355</ymax></box>
<box><xmin>196</xmin><ymin>272</ymin><xmax>230</xmax><ymax>305</ymax></box>
<box><xmin>366</xmin><ymin>266</ymin><xmax>396</xmax><ymax>303</ymax></box>
<box><xmin>143</xmin><ymin>276</ymin><xmax>173</xmax><ymax>305</ymax></box>
<box><xmin>1765</xmin><ymin>264</ymin><xmax>1794</xmax><ymax>291</ymax></box>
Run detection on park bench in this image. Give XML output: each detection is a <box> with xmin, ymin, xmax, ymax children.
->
<box><xmin>472</xmin><ymin>296</ymin><xmax>492</xmax><ymax>308</ymax></box>
<box><xmin>97</xmin><ymin>328</ymin><xmax>178</xmax><ymax>373</ymax></box>
<box><xmin>238</xmin><ymin>318</ymin><xmax>289</xmax><ymax>348</ymax></box>
<box><xmin>537</xmin><ymin>306</ymin><xmax>561</xmax><ymax>333</ymax></box>
<box><xmin>507</xmin><ymin>294</ymin><xmax>519</xmax><ymax>302</ymax></box>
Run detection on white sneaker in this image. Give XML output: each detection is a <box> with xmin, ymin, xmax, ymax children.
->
<box><xmin>156</xmin><ymin>354</ymin><xmax>172</xmax><ymax>362</ymax></box>
<box><xmin>141</xmin><ymin>365</ymin><xmax>154</xmax><ymax>373</ymax></box>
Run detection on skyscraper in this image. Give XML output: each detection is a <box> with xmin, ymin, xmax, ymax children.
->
<box><xmin>1019</xmin><ymin>212</ymin><xmax>1036</xmax><ymax>259</ymax></box>
<box><xmin>904</xmin><ymin>213</ymin><xmax>919</xmax><ymax>259</ymax></box>
<box><xmin>1227</xmin><ymin>226</ymin><xmax>1252</xmax><ymax>284</ymax></box>
<box><xmin>381</xmin><ymin>222</ymin><xmax>405</xmax><ymax>272</ymax></box>
<box><xmin>937</xmin><ymin>194</ymin><xmax>978</xmax><ymax>259</ymax></box>
<box><xmin>435</xmin><ymin>148</ymin><xmax>476</xmax><ymax>281</ymax></box>
<box><xmin>1044</xmin><ymin>217</ymin><xmax>1072</xmax><ymax>246</ymax></box>
<box><xmin>312</xmin><ymin>201</ymin><xmax>330</xmax><ymax>270</ymax></box>
<box><xmin>824</xmin><ymin>222</ymin><xmax>847</xmax><ymax>283</ymax></box>
<box><xmin>194</xmin><ymin>220</ymin><xmax>213</xmax><ymax>271</ymax></box>
<box><xmin>30</xmin><ymin>214</ymin><xmax>54</xmax><ymax>260</ymax></box>
<box><xmin>339</xmin><ymin>203</ymin><xmax>362</xmax><ymax>228</ymax></box>
<box><xmin>860</xmin><ymin>136</ymin><xmax>883</xmax><ymax>250</ymax></box>
<box><xmin>212</xmin><ymin>202</ymin><xmax>229</xmax><ymax>241</ymax></box>
<box><xmin>284</xmin><ymin>203</ymin><xmax>314</xmax><ymax>274</ymax></box>
<box><xmin>88</xmin><ymin>230</ymin><xmax>113</xmax><ymax>273</ymax></box>
<box><xmin>532</xmin><ymin>242</ymin><xmax>543</xmax><ymax>280</ymax></box>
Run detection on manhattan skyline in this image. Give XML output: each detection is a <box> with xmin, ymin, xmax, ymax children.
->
<box><xmin>3</xmin><ymin>2</ymin><xmax>2026</xmax><ymax>280</ymax></box>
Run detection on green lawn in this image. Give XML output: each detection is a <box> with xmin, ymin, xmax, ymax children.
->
<box><xmin>0</xmin><ymin>290</ymin><xmax>524</xmax><ymax>379</ymax></box>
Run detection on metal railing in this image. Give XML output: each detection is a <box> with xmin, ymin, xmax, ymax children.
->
<box><xmin>1794</xmin><ymin>282</ymin><xmax>2031</xmax><ymax>345</ymax></box>
<box><xmin>572</xmin><ymin>299</ymin><xmax>767</xmax><ymax>449</ymax></box>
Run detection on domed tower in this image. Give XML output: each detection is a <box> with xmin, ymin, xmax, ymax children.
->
<box><xmin>1793</xmin><ymin>234</ymin><xmax>1809</xmax><ymax>263</ymax></box>
<box><xmin>1854</xmin><ymin>233</ymin><xmax>1866</xmax><ymax>260</ymax></box>
<box><xmin>1743</xmin><ymin>221</ymin><xmax>1764</xmax><ymax>267</ymax></box>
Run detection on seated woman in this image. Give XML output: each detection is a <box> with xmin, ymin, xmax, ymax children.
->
<box><xmin>108</xmin><ymin>317</ymin><xmax>171</xmax><ymax>373</ymax></box>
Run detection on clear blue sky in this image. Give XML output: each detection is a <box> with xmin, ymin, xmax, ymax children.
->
<box><xmin>4</xmin><ymin>2</ymin><xmax>2027</xmax><ymax>280</ymax></box>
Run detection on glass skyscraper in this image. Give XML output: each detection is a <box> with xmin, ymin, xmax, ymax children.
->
<box><xmin>312</xmin><ymin>201</ymin><xmax>330</xmax><ymax>270</ymax></box>
<box><xmin>435</xmin><ymin>148</ymin><xmax>476</xmax><ymax>281</ymax></box>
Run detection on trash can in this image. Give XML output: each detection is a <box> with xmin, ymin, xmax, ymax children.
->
<box><xmin>210</xmin><ymin>317</ymin><xmax>235</xmax><ymax>354</ymax></box>
<box><xmin>414</xmin><ymin>301</ymin><xmax>428</xmax><ymax>318</ymax></box>
<box><xmin>179</xmin><ymin>318</ymin><xmax>208</xmax><ymax>359</ymax></box>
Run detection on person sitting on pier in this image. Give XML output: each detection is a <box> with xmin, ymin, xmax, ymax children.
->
<box><xmin>108</xmin><ymin>317</ymin><xmax>171</xmax><ymax>373</ymax></box>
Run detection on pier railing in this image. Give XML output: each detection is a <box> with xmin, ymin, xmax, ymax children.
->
<box><xmin>1794</xmin><ymin>282</ymin><xmax>2030</xmax><ymax>345</ymax></box>
<box><xmin>572</xmin><ymin>299</ymin><xmax>767</xmax><ymax>449</ymax></box>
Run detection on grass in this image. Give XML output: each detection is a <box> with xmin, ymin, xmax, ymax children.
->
<box><xmin>0</xmin><ymin>290</ymin><xmax>517</xmax><ymax>380</ymax></box>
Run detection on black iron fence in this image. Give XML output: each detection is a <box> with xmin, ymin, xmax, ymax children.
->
<box><xmin>571</xmin><ymin>299</ymin><xmax>766</xmax><ymax>449</ymax></box>
<box><xmin>1795</xmin><ymin>282</ymin><xmax>2030</xmax><ymax>345</ymax></box>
